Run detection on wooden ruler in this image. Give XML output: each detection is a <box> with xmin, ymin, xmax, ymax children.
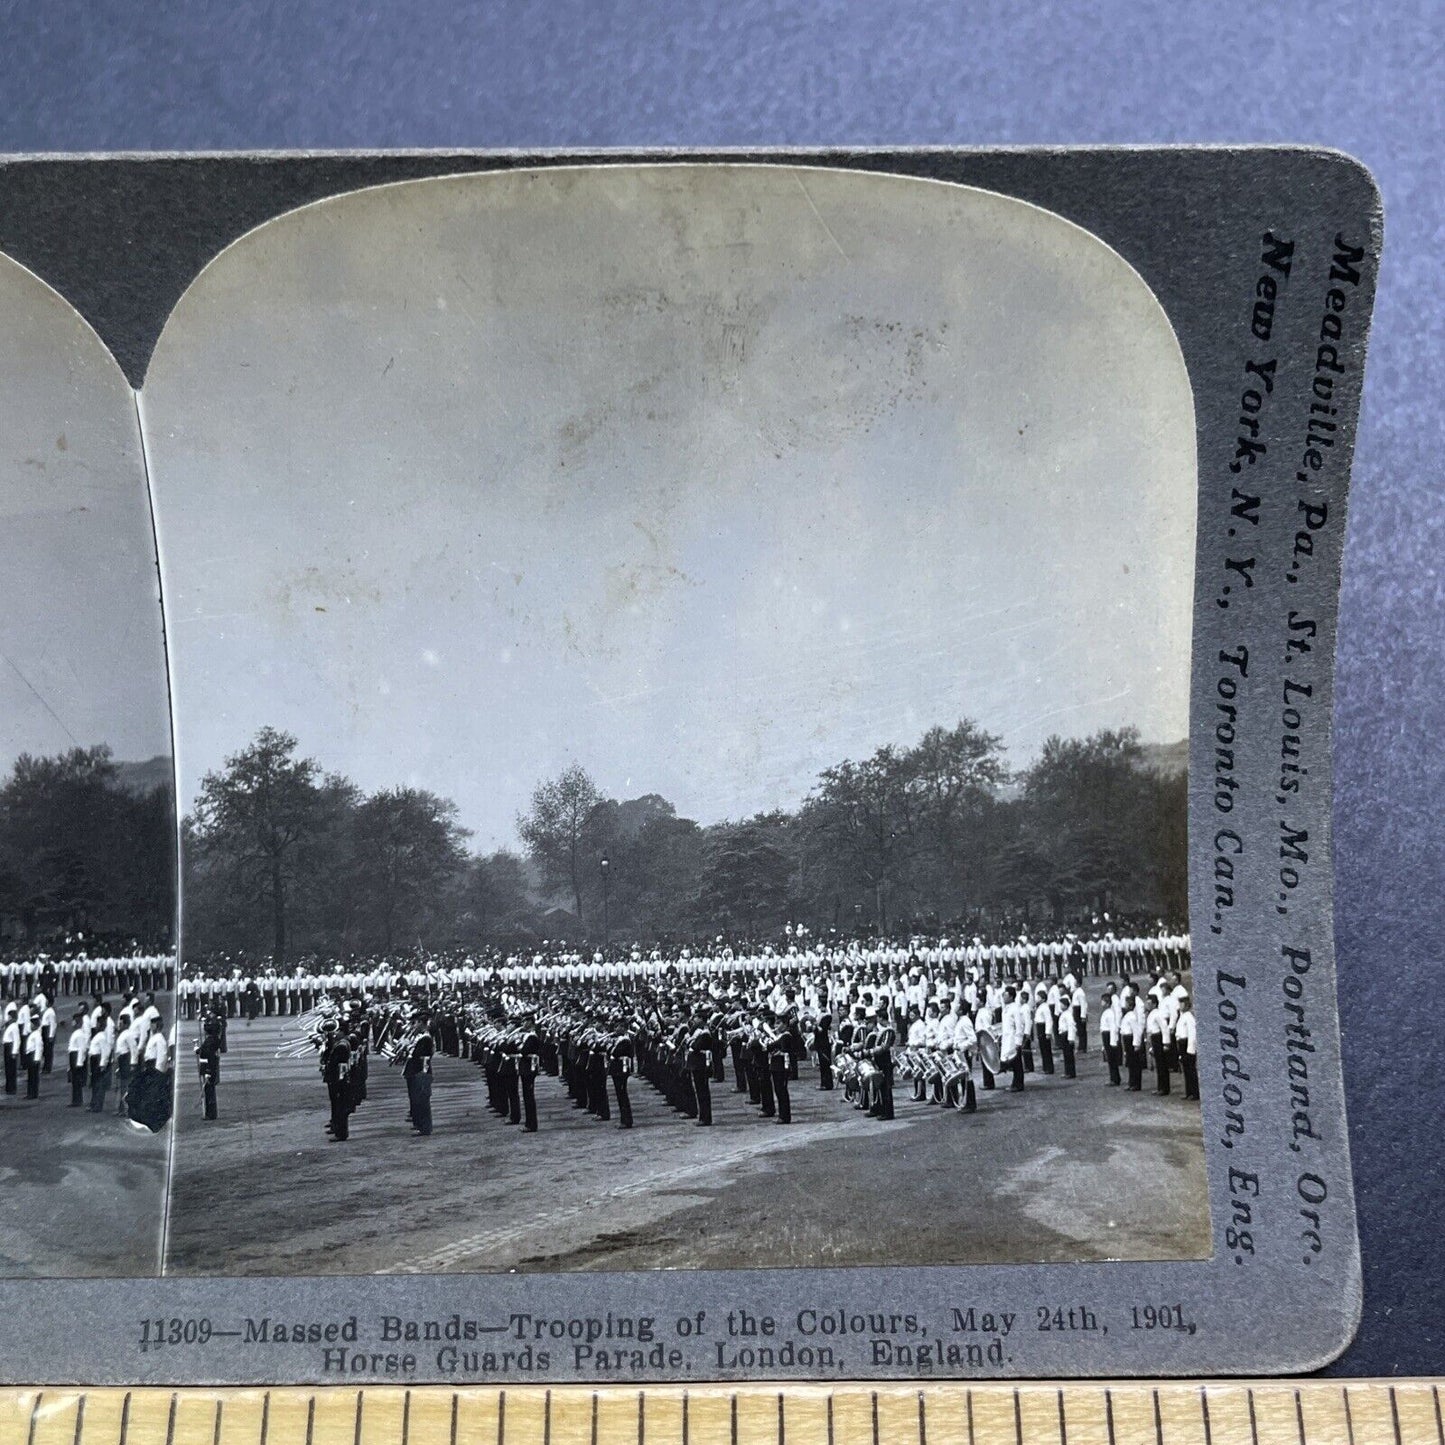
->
<box><xmin>3</xmin><ymin>1382</ymin><xmax>1442</xmax><ymax>1445</ymax></box>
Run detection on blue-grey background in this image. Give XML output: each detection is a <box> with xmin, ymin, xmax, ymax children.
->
<box><xmin>0</xmin><ymin>0</ymin><xmax>1439</xmax><ymax>1379</ymax></box>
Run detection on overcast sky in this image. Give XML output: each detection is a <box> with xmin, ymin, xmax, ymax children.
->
<box><xmin>0</xmin><ymin>254</ymin><xmax>172</xmax><ymax>775</ymax></box>
<box><xmin>143</xmin><ymin>165</ymin><xmax>1194</xmax><ymax>853</ymax></box>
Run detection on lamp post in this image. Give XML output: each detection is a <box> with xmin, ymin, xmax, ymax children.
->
<box><xmin>600</xmin><ymin>856</ymin><xmax>610</xmax><ymax>948</ymax></box>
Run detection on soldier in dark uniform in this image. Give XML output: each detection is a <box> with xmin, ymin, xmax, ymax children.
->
<box><xmin>587</xmin><ymin>1032</ymin><xmax>611</xmax><ymax>1120</ymax></box>
<box><xmin>404</xmin><ymin>1015</ymin><xmax>435</xmax><ymax>1136</ymax></box>
<box><xmin>710</xmin><ymin>1011</ymin><xmax>727</xmax><ymax>1084</ymax></box>
<box><xmin>500</xmin><ymin>1028</ymin><xmax>523</xmax><ymax>1124</ymax></box>
<box><xmin>727</xmin><ymin>1011</ymin><xmax>749</xmax><ymax>1092</ymax></box>
<box><xmin>321</xmin><ymin>1020</ymin><xmax>352</xmax><ymax>1141</ymax></box>
<box><xmin>519</xmin><ymin>1018</ymin><xmax>542</xmax><ymax>1132</ymax></box>
<box><xmin>812</xmin><ymin>1011</ymin><xmax>834</xmax><ymax>1090</ymax></box>
<box><xmin>347</xmin><ymin>1028</ymin><xmax>369</xmax><ymax>1111</ymax></box>
<box><xmin>607</xmin><ymin>1029</ymin><xmax>635</xmax><ymax>1128</ymax></box>
<box><xmin>748</xmin><ymin>1019</ymin><xmax>775</xmax><ymax>1117</ymax></box>
<box><xmin>837</xmin><ymin>1008</ymin><xmax>860</xmax><ymax>1104</ymax></box>
<box><xmin>767</xmin><ymin>1014</ymin><xmax>797</xmax><ymax>1124</ymax></box>
<box><xmin>870</xmin><ymin>1012</ymin><xmax>897</xmax><ymax>1120</ymax></box>
<box><xmin>686</xmin><ymin>1013</ymin><xmax>715</xmax><ymax>1126</ymax></box>
<box><xmin>195</xmin><ymin>1016</ymin><xmax>222</xmax><ymax>1120</ymax></box>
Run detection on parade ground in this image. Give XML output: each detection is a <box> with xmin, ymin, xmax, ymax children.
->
<box><xmin>165</xmin><ymin>987</ymin><xmax>1211</xmax><ymax>1276</ymax></box>
<box><xmin>0</xmin><ymin>1039</ymin><xmax>169</xmax><ymax>1278</ymax></box>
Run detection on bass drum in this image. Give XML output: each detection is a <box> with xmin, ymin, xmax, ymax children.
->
<box><xmin>976</xmin><ymin>1027</ymin><xmax>1002</xmax><ymax>1074</ymax></box>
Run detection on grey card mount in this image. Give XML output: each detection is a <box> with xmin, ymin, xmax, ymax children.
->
<box><xmin>0</xmin><ymin>147</ymin><xmax>1379</xmax><ymax>1384</ymax></box>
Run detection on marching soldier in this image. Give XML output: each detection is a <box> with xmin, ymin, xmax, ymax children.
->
<box><xmin>2</xmin><ymin>1003</ymin><xmax>19</xmax><ymax>1095</ymax></box>
<box><xmin>811</xmin><ymin>1010</ymin><xmax>834</xmax><ymax>1090</ymax></box>
<box><xmin>195</xmin><ymin>1015</ymin><xmax>222</xmax><ymax>1120</ymax></box>
<box><xmin>1146</xmin><ymin>994</ymin><xmax>1170</xmax><ymax>1095</ymax></box>
<box><xmin>23</xmin><ymin>1017</ymin><xmax>44</xmax><ymax>1097</ymax></box>
<box><xmin>66</xmin><ymin>1009</ymin><xmax>89</xmax><ymax>1106</ymax></box>
<box><xmin>948</xmin><ymin>1007</ymin><xmax>978</xmax><ymax>1112</ymax></box>
<box><xmin>748</xmin><ymin>1019</ymin><xmax>774</xmax><ymax>1117</ymax></box>
<box><xmin>767</xmin><ymin>1011</ymin><xmax>796</xmax><ymax>1124</ymax></box>
<box><xmin>1124</xmin><ymin>992</ymin><xmax>1147</xmax><ymax>1092</ymax></box>
<box><xmin>321</xmin><ymin>1019</ymin><xmax>352</xmax><ymax>1140</ymax></box>
<box><xmin>1033</xmin><ymin>987</ymin><xmax>1055</xmax><ymax>1075</ymax></box>
<box><xmin>519</xmin><ymin>1017</ymin><xmax>542</xmax><ymax>1132</ymax></box>
<box><xmin>1071</xmin><ymin>978</ymin><xmax>1088</xmax><ymax>1054</ymax></box>
<box><xmin>1099</xmin><ymin>987</ymin><xmax>1123</xmax><ymax>1086</ymax></box>
<box><xmin>868</xmin><ymin>1007</ymin><xmax>896</xmax><ymax>1120</ymax></box>
<box><xmin>587</xmin><ymin>1031</ymin><xmax>611</xmax><ymax>1120</ymax></box>
<box><xmin>607</xmin><ymin>1028</ymin><xmax>635</xmax><ymax>1128</ymax></box>
<box><xmin>38</xmin><ymin>994</ymin><xmax>57</xmax><ymax>1073</ymax></box>
<box><xmin>728</xmin><ymin>1011</ymin><xmax>749</xmax><ymax>1092</ymax></box>
<box><xmin>348</xmin><ymin>1027</ymin><xmax>369</xmax><ymax>1108</ymax></box>
<box><xmin>1057</xmin><ymin>993</ymin><xmax>1078</xmax><ymax>1079</ymax></box>
<box><xmin>1176</xmin><ymin>993</ymin><xmax>1199</xmax><ymax>1099</ymax></box>
<box><xmin>1001</xmin><ymin>987</ymin><xmax>1026</xmax><ymax>1092</ymax></box>
<box><xmin>686</xmin><ymin>1011</ymin><xmax>715</xmax><ymax>1126</ymax></box>
<box><xmin>403</xmin><ymin>1013</ymin><xmax>436</xmax><ymax>1136</ymax></box>
<box><xmin>87</xmin><ymin>1012</ymin><xmax>114</xmax><ymax>1112</ymax></box>
<box><xmin>130</xmin><ymin>1015</ymin><xmax>172</xmax><ymax>1131</ymax></box>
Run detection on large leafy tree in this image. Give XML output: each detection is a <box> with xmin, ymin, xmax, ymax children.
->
<box><xmin>0</xmin><ymin>745</ymin><xmax>174</xmax><ymax>940</ymax></box>
<box><xmin>455</xmin><ymin>850</ymin><xmax>532</xmax><ymax>942</ymax></box>
<box><xmin>802</xmin><ymin>745</ymin><xmax>925</xmax><ymax>933</ymax></box>
<box><xmin>516</xmin><ymin>763</ymin><xmax>603</xmax><ymax>920</ymax></box>
<box><xmin>174</xmin><ymin>712</ymin><xmax>1187</xmax><ymax>956</ymax></box>
<box><xmin>351</xmin><ymin>786</ymin><xmax>469</xmax><ymax>951</ymax></box>
<box><xmin>1019</xmin><ymin>727</ymin><xmax>1160</xmax><ymax>916</ymax></box>
<box><xmin>695</xmin><ymin>813</ymin><xmax>795</xmax><ymax>937</ymax></box>
<box><xmin>187</xmin><ymin>727</ymin><xmax>326</xmax><ymax>964</ymax></box>
<box><xmin>908</xmin><ymin>720</ymin><xmax>1009</xmax><ymax>914</ymax></box>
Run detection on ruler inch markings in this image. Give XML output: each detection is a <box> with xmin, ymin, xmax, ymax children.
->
<box><xmin>20</xmin><ymin>1380</ymin><xmax>1445</xmax><ymax>1445</ymax></box>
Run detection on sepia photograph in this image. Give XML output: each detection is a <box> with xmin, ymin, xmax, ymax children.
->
<box><xmin>142</xmin><ymin>165</ymin><xmax>1208</xmax><ymax>1277</ymax></box>
<box><xmin>0</xmin><ymin>253</ymin><xmax>177</xmax><ymax>1278</ymax></box>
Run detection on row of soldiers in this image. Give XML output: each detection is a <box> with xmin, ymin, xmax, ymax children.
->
<box><xmin>2</xmin><ymin>988</ymin><xmax>173</xmax><ymax>1129</ymax></box>
<box><xmin>176</xmin><ymin>926</ymin><xmax>1191</xmax><ymax>1019</ymax></box>
<box><xmin>879</xmin><ymin>971</ymin><xmax>1199</xmax><ymax>1102</ymax></box>
<box><xmin>0</xmin><ymin>950</ymin><xmax>175</xmax><ymax>1005</ymax></box>
<box><xmin>276</xmin><ymin>959</ymin><xmax>1197</xmax><ymax>1146</ymax></box>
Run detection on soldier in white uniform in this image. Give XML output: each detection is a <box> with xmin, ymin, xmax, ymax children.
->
<box><xmin>88</xmin><ymin>1016</ymin><xmax>114</xmax><ymax>1112</ymax></box>
<box><xmin>66</xmin><ymin>1009</ymin><xmax>90</xmax><ymax>1106</ymax></box>
<box><xmin>1175</xmin><ymin>993</ymin><xmax>1199</xmax><ymax>1099</ymax></box>
<box><xmin>1099</xmin><ymin>987</ymin><xmax>1123</xmax><ymax>1086</ymax></box>
<box><xmin>1000</xmin><ymin>987</ymin><xmax>1026</xmax><ymax>1092</ymax></box>
<box><xmin>23</xmin><ymin>1017</ymin><xmax>45</xmax><ymax>1097</ymax></box>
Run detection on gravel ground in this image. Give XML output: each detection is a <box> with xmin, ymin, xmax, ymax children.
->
<box><xmin>0</xmin><ymin>992</ymin><xmax>170</xmax><ymax>1278</ymax></box>
<box><xmin>165</xmin><ymin>985</ymin><xmax>1209</xmax><ymax>1277</ymax></box>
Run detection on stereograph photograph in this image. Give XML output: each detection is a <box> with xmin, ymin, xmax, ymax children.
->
<box><xmin>97</xmin><ymin>164</ymin><xmax>1204</xmax><ymax>1278</ymax></box>
<box><xmin>0</xmin><ymin>145</ymin><xmax>1383</xmax><ymax>1385</ymax></box>
<box><xmin>0</xmin><ymin>252</ymin><xmax>177</xmax><ymax>1278</ymax></box>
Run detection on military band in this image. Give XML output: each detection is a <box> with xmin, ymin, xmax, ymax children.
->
<box><xmin>189</xmin><ymin>923</ymin><xmax>1195</xmax><ymax>1145</ymax></box>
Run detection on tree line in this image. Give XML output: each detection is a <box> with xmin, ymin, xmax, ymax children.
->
<box><xmin>0</xmin><ymin>745</ymin><xmax>175</xmax><ymax>949</ymax></box>
<box><xmin>181</xmin><ymin>721</ymin><xmax>1186</xmax><ymax>962</ymax></box>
